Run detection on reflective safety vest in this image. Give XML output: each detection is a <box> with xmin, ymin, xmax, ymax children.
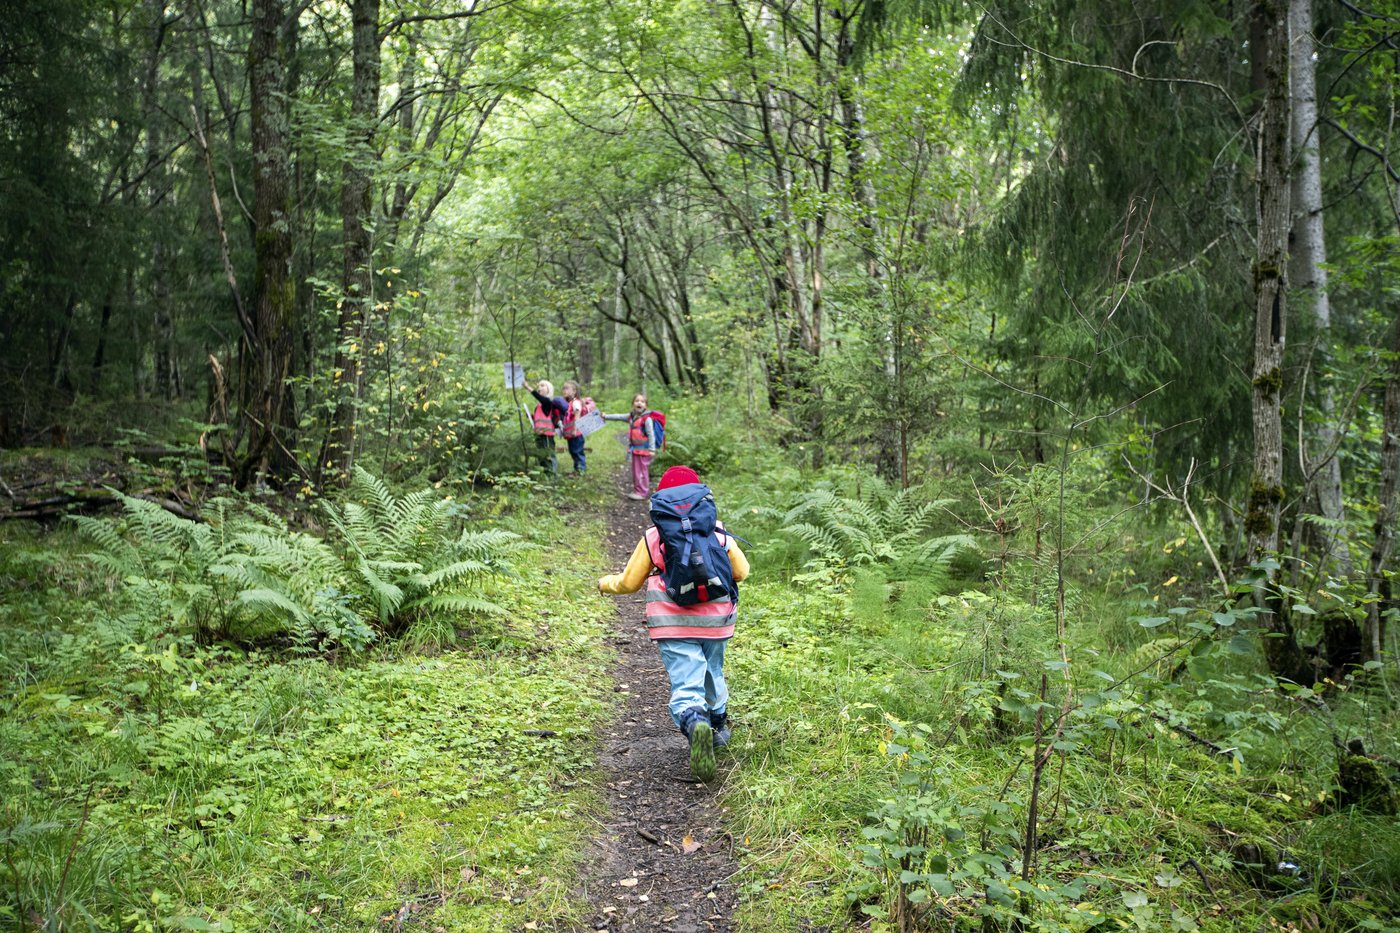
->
<box><xmin>629</xmin><ymin>412</ymin><xmax>655</xmax><ymax>452</ymax></box>
<box><xmin>643</xmin><ymin>525</ymin><xmax>736</xmax><ymax>640</ymax></box>
<box><xmin>532</xmin><ymin>403</ymin><xmax>557</xmax><ymax>436</ymax></box>
<box><xmin>560</xmin><ymin>400</ymin><xmax>580</xmax><ymax>439</ymax></box>
<box><xmin>562</xmin><ymin>397</ymin><xmax>597</xmax><ymax>439</ymax></box>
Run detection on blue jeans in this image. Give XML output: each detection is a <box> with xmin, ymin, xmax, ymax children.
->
<box><xmin>656</xmin><ymin>637</ymin><xmax>729</xmax><ymax>730</ymax></box>
<box><xmin>567</xmin><ymin>435</ymin><xmax>586</xmax><ymax>473</ymax></box>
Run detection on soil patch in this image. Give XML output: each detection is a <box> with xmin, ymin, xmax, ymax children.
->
<box><xmin>572</xmin><ymin>467</ymin><xmax>740</xmax><ymax>932</ymax></box>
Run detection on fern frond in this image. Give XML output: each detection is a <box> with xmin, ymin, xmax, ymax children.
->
<box><xmin>413</xmin><ymin>559</ymin><xmax>493</xmax><ymax>589</ymax></box>
<box><xmin>841</xmin><ymin>497</ymin><xmax>882</xmax><ymax>538</ymax></box>
<box><xmin>354</xmin><ymin>558</ymin><xmax>406</xmax><ymax>622</ymax></box>
<box><xmin>788</xmin><ymin>522</ymin><xmax>842</xmax><ymax>559</ymax></box>
<box><xmin>237</xmin><ymin>587</ymin><xmax>313</xmax><ymax>625</ymax></box>
<box><xmin>404</xmin><ymin>593</ymin><xmax>508</xmax><ymax>616</ymax></box>
<box><xmin>454</xmin><ymin>528</ymin><xmax>523</xmax><ymax>554</ymax></box>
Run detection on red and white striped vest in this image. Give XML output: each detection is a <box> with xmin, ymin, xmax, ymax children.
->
<box><xmin>560</xmin><ymin>399</ymin><xmax>581</xmax><ymax>439</ymax></box>
<box><xmin>643</xmin><ymin>525</ymin><xmax>736</xmax><ymax>640</ymax></box>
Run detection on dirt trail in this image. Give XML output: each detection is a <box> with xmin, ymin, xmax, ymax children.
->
<box><xmin>572</xmin><ymin>468</ymin><xmax>740</xmax><ymax>933</ymax></box>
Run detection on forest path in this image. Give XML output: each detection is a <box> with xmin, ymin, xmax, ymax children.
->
<box><xmin>570</xmin><ymin>464</ymin><xmax>740</xmax><ymax>933</ymax></box>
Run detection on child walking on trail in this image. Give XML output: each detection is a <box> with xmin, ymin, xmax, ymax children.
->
<box><xmin>558</xmin><ymin>380</ymin><xmax>589</xmax><ymax>475</ymax></box>
<box><xmin>527</xmin><ymin>380</ymin><xmax>568</xmax><ymax>476</ymax></box>
<box><xmin>597</xmin><ymin>466</ymin><xmax>750</xmax><ymax>783</ymax></box>
<box><xmin>603</xmin><ymin>393</ymin><xmax>660</xmax><ymax>500</ymax></box>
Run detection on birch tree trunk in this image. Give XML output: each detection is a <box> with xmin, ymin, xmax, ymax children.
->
<box><xmin>1289</xmin><ymin>0</ymin><xmax>1352</xmax><ymax>576</ymax></box>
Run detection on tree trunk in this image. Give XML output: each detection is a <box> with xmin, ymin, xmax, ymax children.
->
<box><xmin>243</xmin><ymin>0</ymin><xmax>299</xmax><ymax>485</ymax></box>
<box><xmin>612</xmin><ymin>231</ymin><xmax>625</xmax><ymax>389</ymax></box>
<box><xmin>320</xmin><ymin>0</ymin><xmax>381</xmax><ymax>484</ymax></box>
<box><xmin>142</xmin><ymin>0</ymin><xmax>176</xmax><ymax>400</ymax></box>
<box><xmin>382</xmin><ymin>31</ymin><xmax>417</xmax><ymax>259</ymax></box>
<box><xmin>834</xmin><ymin>11</ymin><xmax>880</xmax><ymax>281</ymax></box>
<box><xmin>1289</xmin><ymin>0</ymin><xmax>1352</xmax><ymax>576</ymax></box>
<box><xmin>1367</xmin><ymin>308</ymin><xmax>1400</xmax><ymax>664</ymax></box>
<box><xmin>90</xmin><ymin>289</ymin><xmax>113</xmax><ymax>393</ymax></box>
<box><xmin>1248</xmin><ymin>0</ymin><xmax>1309</xmax><ymax>682</ymax></box>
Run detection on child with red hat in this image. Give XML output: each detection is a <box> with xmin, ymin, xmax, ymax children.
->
<box><xmin>598</xmin><ymin>465</ymin><xmax>751</xmax><ymax>782</ymax></box>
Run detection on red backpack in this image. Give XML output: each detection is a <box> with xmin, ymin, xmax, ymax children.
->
<box><xmin>562</xmin><ymin>397</ymin><xmax>598</xmax><ymax>439</ymax></box>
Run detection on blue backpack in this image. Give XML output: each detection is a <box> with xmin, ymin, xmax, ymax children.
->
<box><xmin>646</xmin><ymin>410</ymin><xmax>667</xmax><ymax>450</ymax></box>
<box><xmin>649</xmin><ymin>483</ymin><xmax>736</xmax><ymax>607</ymax></box>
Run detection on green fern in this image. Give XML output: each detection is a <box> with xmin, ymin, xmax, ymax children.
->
<box><xmin>777</xmin><ymin>484</ymin><xmax>976</xmax><ymax>593</ymax></box>
<box><xmin>73</xmin><ymin>468</ymin><xmax>528</xmax><ymax>651</ymax></box>
<box><xmin>73</xmin><ymin>493</ymin><xmax>373</xmax><ymax>651</ymax></box>
<box><xmin>322</xmin><ymin>466</ymin><xmax>525</xmax><ymax>637</ymax></box>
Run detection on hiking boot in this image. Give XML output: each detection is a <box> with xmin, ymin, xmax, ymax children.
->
<box><xmin>710</xmin><ymin>711</ymin><xmax>732</xmax><ymax>749</ymax></box>
<box><xmin>681</xmin><ymin>707</ymin><xmax>716</xmax><ymax>782</ymax></box>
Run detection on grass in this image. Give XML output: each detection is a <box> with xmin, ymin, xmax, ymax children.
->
<box><xmin>715</xmin><ymin>485</ymin><xmax>1400</xmax><ymax>932</ymax></box>
<box><xmin>6</xmin><ymin>420</ymin><xmax>1399</xmax><ymax>933</ymax></box>
<box><xmin>0</xmin><ymin>449</ymin><xmax>628</xmax><ymax>932</ymax></box>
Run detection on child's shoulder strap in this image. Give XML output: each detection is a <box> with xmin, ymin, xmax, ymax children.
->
<box><xmin>644</xmin><ymin>526</ymin><xmax>665</xmax><ymax>568</ymax></box>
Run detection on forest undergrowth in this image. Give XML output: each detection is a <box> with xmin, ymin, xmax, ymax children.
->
<box><xmin>4</xmin><ymin>396</ymin><xmax>1400</xmax><ymax>933</ymax></box>
<box><xmin>0</xmin><ymin>439</ymin><xmax>626</xmax><ymax>932</ymax></box>
<box><xmin>668</xmin><ymin>401</ymin><xmax>1400</xmax><ymax>933</ymax></box>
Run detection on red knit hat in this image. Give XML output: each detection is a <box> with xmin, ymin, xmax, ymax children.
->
<box><xmin>657</xmin><ymin>465</ymin><xmax>700</xmax><ymax>490</ymax></box>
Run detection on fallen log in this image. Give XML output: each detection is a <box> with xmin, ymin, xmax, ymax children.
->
<box><xmin>0</xmin><ymin>491</ymin><xmax>119</xmax><ymax>520</ymax></box>
<box><xmin>1</xmin><ymin>488</ymin><xmax>199</xmax><ymax>522</ymax></box>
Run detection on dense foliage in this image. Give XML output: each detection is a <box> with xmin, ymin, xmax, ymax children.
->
<box><xmin>3</xmin><ymin>0</ymin><xmax>1400</xmax><ymax>930</ymax></box>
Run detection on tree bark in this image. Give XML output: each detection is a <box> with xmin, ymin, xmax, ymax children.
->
<box><xmin>243</xmin><ymin>0</ymin><xmax>299</xmax><ymax>485</ymax></box>
<box><xmin>1248</xmin><ymin>0</ymin><xmax>1309</xmax><ymax>682</ymax></box>
<box><xmin>1367</xmin><ymin>308</ymin><xmax>1400</xmax><ymax>663</ymax></box>
<box><xmin>143</xmin><ymin>0</ymin><xmax>176</xmax><ymax>400</ymax></box>
<box><xmin>1289</xmin><ymin>0</ymin><xmax>1352</xmax><ymax>576</ymax></box>
<box><xmin>320</xmin><ymin>0</ymin><xmax>381</xmax><ymax>484</ymax></box>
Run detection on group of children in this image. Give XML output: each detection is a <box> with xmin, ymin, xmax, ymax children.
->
<box><xmin>526</xmin><ymin>380</ymin><xmax>663</xmax><ymax>499</ymax></box>
<box><xmin>524</xmin><ymin>378</ymin><xmax>748</xmax><ymax>783</ymax></box>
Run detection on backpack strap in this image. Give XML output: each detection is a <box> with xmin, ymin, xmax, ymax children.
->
<box><xmin>644</xmin><ymin>526</ymin><xmax>665</xmax><ymax>570</ymax></box>
<box><xmin>676</xmin><ymin>515</ymin><xmax>695</xmax><ymax>572</ymax></box>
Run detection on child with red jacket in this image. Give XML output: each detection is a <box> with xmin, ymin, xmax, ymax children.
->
<box><xmin>598</xmin><ymin>466</ymin><xmax>750</xmax><ymax>782</ymax></box>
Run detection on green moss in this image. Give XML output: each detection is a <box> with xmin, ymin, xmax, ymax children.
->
<box><xmin>1245</xmin><ymin>478</ymin><xmax>1286</xmax><ymax>537</ymax></box>
<box><xmin>1336</xmin><ymin>754</ymin><xmax>1399</xmax><ymax>816</ymax></box>
<box><xmin>1252</xmin><ymin>366</ymin><xmax>1283</xmax><ymax>397</ymax></box>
